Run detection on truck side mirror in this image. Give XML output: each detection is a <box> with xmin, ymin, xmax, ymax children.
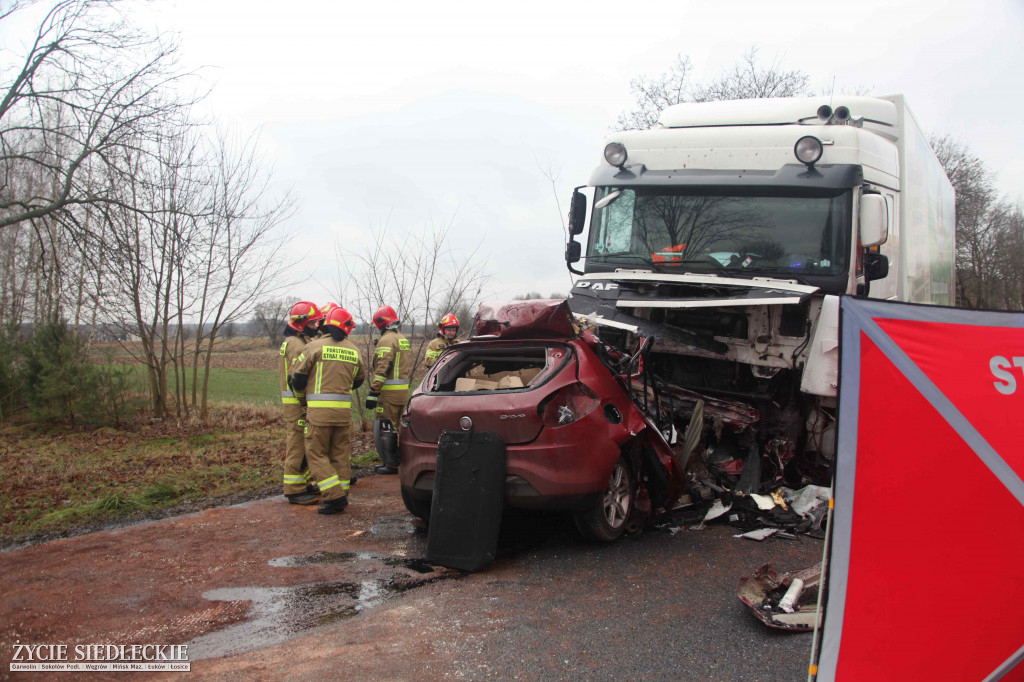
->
<box><xmin>860</xmin><ymin>194</ymin><xmax>888</xmax><ymax>247</ymax></box>
<box><xmin>864</xmin><ymin>252</ymin><xmax>889</xmax><ymax>281</ymax></box>
<box><xmin>568</xmin><ymin>190</ymin><xmax>587</xmax><ymax>236</ymax></box>
<box><xmin>565</xmin><ymin>239</ymin><xmax>581</xmax><ymax>263</ymax></box>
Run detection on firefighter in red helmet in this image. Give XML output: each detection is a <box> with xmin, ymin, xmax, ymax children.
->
<box><xmin>280</xmin><ymin>301</ymin><xmax>324</xmax><ymax>504</ymax></box>
<box><xmin>424</xmin><ymin>313</ymin><xmax>460</xmax><ymax>368</ymax></box>
<box><xmin>289</xmin><ymin>306</ymin><xmax>365</xmax><ymax>515</ymax></box>
<box><xmin>365</xmin><ymin>305</ymin><xmax>411</xmax><ymax>474</ymax></box>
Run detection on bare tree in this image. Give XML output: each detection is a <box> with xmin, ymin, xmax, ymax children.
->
<box><xmin>931</xmin><ymin>134</ymin><xmax>1024</xmax><ymax>310</ymax></box>
<box><xmin>189</xmin><ymin>127</ymin><xmax>295</xmax><ymax>420</ymax></box>
<box><xmin>0</xmin><ymin>0</ymin><xmax>196</xmax><ymax>231</ymax></box>
<box><xmin>105</xmin><ymin>123</ymin><xmax>293</xmax><ymax>421</ymax></box>
<box><xmin>336</xmin><ymin>219</ymin><xmax>489</xmax><ymax>429</ymax></box>
<box><xmin>253</xmin><ymin>298</ymin><xmax>291</xmax><ymax>347</ymax></box>
<box><xmin>616</xmin><ymin>47</ymin><xmax>811</xmax><ymax>130</ymax></box>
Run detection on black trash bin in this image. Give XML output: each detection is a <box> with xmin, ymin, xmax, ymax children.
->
<box><xmin>426</xmin><ymin>430</ymin><xmax>506</xmax><ymax>571</ymax></box>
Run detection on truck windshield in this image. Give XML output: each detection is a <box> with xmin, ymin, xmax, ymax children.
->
<box><xmin>586</xmin><ymin>186</ymin><xmax>853</xmax><ymax>276</ymax></box>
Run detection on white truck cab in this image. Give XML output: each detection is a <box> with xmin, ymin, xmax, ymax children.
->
<box><xmin>566</xmin><ymin>95</ymin><xmax>955</xmax><ymax>480</ymax></box>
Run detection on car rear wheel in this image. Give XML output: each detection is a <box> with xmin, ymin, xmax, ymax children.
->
<box><xmin>574</xmin><ymin>457</ymin><xmax>632</xmax><ymax>542</ymax></box>
<box><xmin>401</xmin><ymin>486</ymin><xmax>431</xmax><ymax>524</ymax></box>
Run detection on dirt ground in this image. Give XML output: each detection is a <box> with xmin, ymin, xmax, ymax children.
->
<box><xmin>0</xmin><ymin>475</ymin><xmax>822</xmax><ymax>681</ymax></box>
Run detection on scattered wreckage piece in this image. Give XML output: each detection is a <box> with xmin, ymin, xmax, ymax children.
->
<box><xmin>687</xmin><ymin>484</ymin><xmax>831</xmax><ymax>539</ymax></box>
<box><xmin>738</xmin><ymin>562</ymin><xmax>822</xmax><ymax>631</ymax></box>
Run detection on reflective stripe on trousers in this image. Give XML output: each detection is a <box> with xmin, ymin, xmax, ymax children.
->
<box><xmin>318</xmin><ymin>475</ymin><xmax>351</xmax><ymax>491</ymax></box>
<box><xmin>382</xmin><ymin>379</ymin><xmax>408</xmax><ymax>391</ymax></box>
<box><xmin>281</xmin><ymin>390</ymin><xmax>299</xmax><ymax>405</ymax></box>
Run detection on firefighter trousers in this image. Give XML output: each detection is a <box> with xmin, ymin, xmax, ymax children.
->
<box><xmin>304</xmin><ymin>422</ymin><xmax>352</xmax><ymax>502</ymax></box>
<box><xmin>283</xmin><ymin>409</ymin><xmax>309</xmax><ymax>495</ymax></box>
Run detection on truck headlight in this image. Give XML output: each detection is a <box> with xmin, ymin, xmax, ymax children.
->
<box><xmin>604</xmin><ymin>142</ymin><xmax>628</xmax><ymax>167</ymax></box>
<box><xmin>794</xmin><ymin>136</ymin><xmax>823</xmax><ymax>166</ymax></box>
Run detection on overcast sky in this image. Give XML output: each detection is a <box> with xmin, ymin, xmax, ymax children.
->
<box><xmin>12</xmin><ymin>0</ymin><xmax>1024</xmax><ymax>311</ymax></box>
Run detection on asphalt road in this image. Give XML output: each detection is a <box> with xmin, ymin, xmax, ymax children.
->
<box><xmin>1</xmin><ymin>474</ymin><xmax>823</xmax><ymax>681</ymax></box>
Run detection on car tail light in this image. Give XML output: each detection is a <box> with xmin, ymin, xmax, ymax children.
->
<box><xmin>538</xmin><ymin>383</ymin><xmax>600</xmax><ymax>427</ymax></box>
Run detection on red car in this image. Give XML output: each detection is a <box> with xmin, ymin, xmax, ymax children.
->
<box><xmin>398</xmin><ymin>300</ymin><xmax>688</xmax><ymax>541</ymax></box>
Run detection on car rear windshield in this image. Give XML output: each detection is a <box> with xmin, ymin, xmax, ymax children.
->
<box><xmin>425</xmin><ymin>344</ymin><xmax>569</xmax><ymax>393</ymax></box>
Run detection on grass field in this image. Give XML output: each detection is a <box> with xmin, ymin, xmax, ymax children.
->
<box><xmin>0</xmin><ymin>336</ymin><xmax>426</xmax><ymax>546</ymax></box>
<box><xmin>118</xmin><ymin>364</ymin><xmax>280</xmax><ymax>406</ymax></box>
<box><xmin>0</xmin><ymin>409</ymin><xmax>383</xmax><ymax>547</ymax></box>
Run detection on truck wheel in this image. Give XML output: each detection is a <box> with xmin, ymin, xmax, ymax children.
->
<box><xmin>401</xmin><ymin>486</ymin><xmax>431</xmax><ymax>524</ymax></box>
<box><xmin>574</xmin><ymin>457</ymin><xmax>633</xmax><ymax>542</ymax></box>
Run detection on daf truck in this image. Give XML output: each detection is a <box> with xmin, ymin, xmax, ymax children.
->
<box><xmin>565</xmin><ymin>94</ymin><xmax>955</xmax><ymax>484</ymax></box>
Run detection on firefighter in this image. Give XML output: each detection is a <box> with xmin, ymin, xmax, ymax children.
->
<box><xmin>290</xmin><ymin>306</ymin><xmax>366</xmax><ymax>515</ymax></box>
<box><xmin>365</xmin><ymin>305</ymin><xmax>411</xmax><ymax>474</ymax></box>
<box><xmin>424</xmin><ymin>313</ymin><xmax>460</xmax><ymax>368</ymax></box>
<box><xmin>280</xmin><ymin>301</ymin><xmax>324</xmax><ymax>505</ymax></box>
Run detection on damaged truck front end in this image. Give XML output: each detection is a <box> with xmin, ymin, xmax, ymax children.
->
<box><xmin>564</xmin><ymin>96</ymin><xmax>955</xmax><ymax>495</ymax></box>
<box><xmin>569</xmin><ymin>272</ymin><xmax>840</xmax><ymax>490</ymax></box>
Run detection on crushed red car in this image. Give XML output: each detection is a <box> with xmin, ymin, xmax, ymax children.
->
<box><xmin>398</xmin><ymin>300</ymin><xmax>689</xmax><ymax>541</ymax></box>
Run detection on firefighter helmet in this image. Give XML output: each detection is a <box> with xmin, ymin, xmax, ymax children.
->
<box><xmin>320</xmin><ymin>301</ymin><xmax>339</xmax><ymax>320</ymax></box>
<box><xmin>371</xmin><ymin>305</ymin><xmax>399</xmax><ymax>332</ymax></box>
<box><xmin>322</xmin><ymin>306</ymin><xmax>355</xmax><ymax>336</ymax></box>
<box><xmin>288</xmin><ymin>301</ymin><xmax>323</xmax><ymax>331</ymax></box>
<box><xmin>438</xmin><ymin>313</ymin><xmax>459</xmax><ymax>331</ymax></box>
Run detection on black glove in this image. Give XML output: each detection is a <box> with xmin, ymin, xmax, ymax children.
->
<box><xmin>365</xmin><ymin>393</ymin><xmax>379</xmax><ymax>410</ymax></box>
<box><xmin>291</xmin><ymin>373</ymin><xmax>308</xmax><ymax>391</ymax></box>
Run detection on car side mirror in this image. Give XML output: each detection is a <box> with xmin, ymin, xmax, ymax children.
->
<box><xmin>860</xmin><ymin>194</ymin><xmax>888</xmax><ymax>247</ymax></box>
<box><xmin>864</xmin><ymin>252</ymin><xmax>889</xmax><ymax>281</ymax></box>
<box><xmin>568</xmin><ymin>189</ymin><xmax>587</xmax><ymax>236</ymax></box>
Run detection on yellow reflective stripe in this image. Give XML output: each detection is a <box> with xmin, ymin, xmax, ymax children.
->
<box><xmin>426</xmin><ymin>349</ymin><xmax>441</xmax><ymax>358</ymax></box>
<box><xmin>375</xmin><ymin>347</ymin><xmax>392</xmax><ymax>357</ymax></box>
<box><xmin>281</xmin><ymin>397</ymin><xmax>300</xmax><ymax>405</ymax></box>
<box><xmin>315</xmin><ymin>361</ymin><xmax>323</xmax><ymax>394</ymax></box>
<box><xmin>319</xmin><ymin>476</ymin><xmax>341</xmax><ymax>490</ymax></box>
<box><xmin>307</xmin><ymin>400</ymin><xmax>352</xmax><ymax>408</ymax></box>
<box><xmin>373</xmin><ymin>374</ymin><xmax>387</xmax><ymax>382</ymax></box>
<box><xmin>381</xmin><ymin>385</ymin><xmax>408</xmax><ymax>391</ymax></box>
<box><xmin>279</xmin><ymin>341</ymin><xmax>288</xmax><ymax>356</ymax></box>
<box><xmin>341</xmin><ymin>480</ymin><xmax>351</xmax><ymax>490</ymax></box>
<box><xmin>283</xmin><ymin>475</ymin><xmax>306</xmax><ymax>483</ymax></box>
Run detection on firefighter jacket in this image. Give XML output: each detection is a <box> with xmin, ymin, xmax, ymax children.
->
<box><xmin>424</xmin><ymin>335</ymin><xmax>457</xmax><ymax>367</ymax></box>
<box><xmin>370</xmin><ymin>328</ymin><xmax>411</xmax><ymax>403</ymax></box>
<box><xmin>291</xmin><ymin>337</ymin><xmax>366</xmax><ymax>425</ymax></box>
<box><xmin>279</xmin><ymin>332</ymin><xmax>310</xmax><ymax>414</ymax></box>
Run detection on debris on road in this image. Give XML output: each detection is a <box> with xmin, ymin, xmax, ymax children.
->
<box><xmin>734</xmin><ymin>528</ymin><xmax>779</xmax><ymax>542</ymax></box>
<box><xmin>738</xmin><ymin>562</ymin><xmax>822</xmax><ymax>631</ymax></box>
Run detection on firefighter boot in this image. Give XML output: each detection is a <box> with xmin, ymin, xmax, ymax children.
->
<box><xmin>286</xmin><ymin>492</ymin><xmax>319</xmax><ymax>505</ymax></box>
<box><xmin>318</xmin><ymin>496</ymin><xmax>349</xmax><ymax>515</ymax></box>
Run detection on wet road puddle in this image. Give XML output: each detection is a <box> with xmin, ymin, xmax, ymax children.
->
<box><xmin>186</xmin><ymin>551</ymin><xmax>456</xmax><ymax>660</ymax></box>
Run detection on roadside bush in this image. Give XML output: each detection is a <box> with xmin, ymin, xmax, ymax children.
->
<box><xmin>13</xmin><ymin>322</ymin><xmax>134</xmax><ymax>427</ymax></box>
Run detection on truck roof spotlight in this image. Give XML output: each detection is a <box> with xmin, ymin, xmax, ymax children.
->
<box><xmin>604</xmin><ymin>142</ymin><xmax>628</xmax><ymax>168</ymax></box>
<box><xmin>795</xmin><ymin>136</ymin><xmax>823</xmax><ymax>167</ymax></box>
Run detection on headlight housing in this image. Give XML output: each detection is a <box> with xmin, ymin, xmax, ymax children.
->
<box><xmin>604</xmin><ymin>142</ymin><xmax>628</xmax><ymax>167</ymax></box>
<box><xmin>794</xmin><ymin>136</ymin><xmax>823</xmax><ymax>166</ymax></box>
